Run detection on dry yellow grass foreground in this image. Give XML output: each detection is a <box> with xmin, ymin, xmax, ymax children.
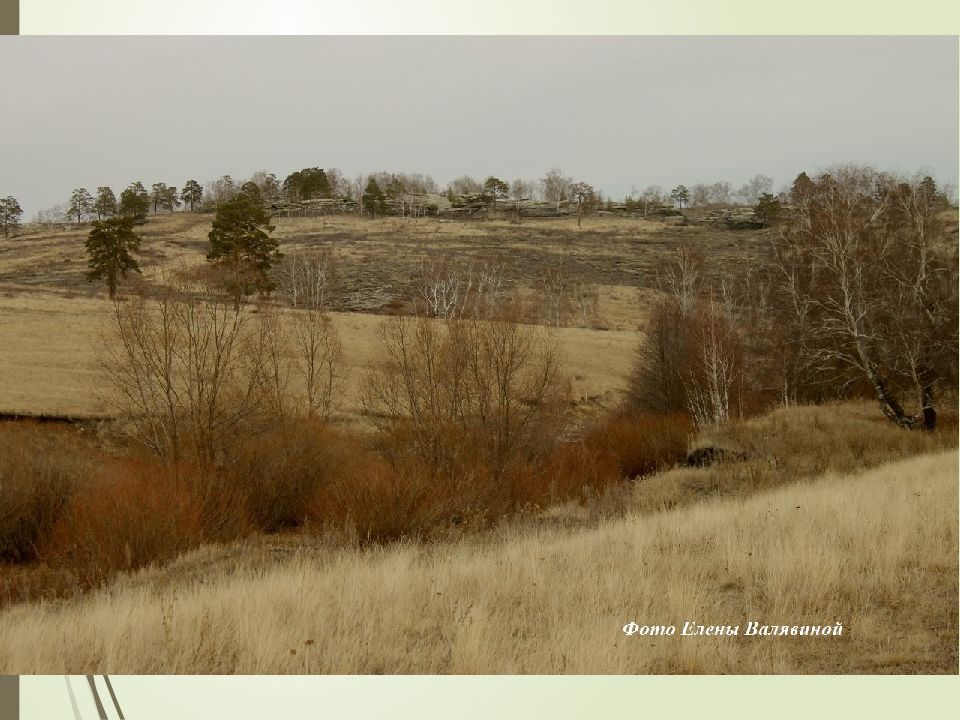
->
<box><xmin>0</xmin><ymin>449</ymin><xmax>955</xmax><ymax>674</ymax></box>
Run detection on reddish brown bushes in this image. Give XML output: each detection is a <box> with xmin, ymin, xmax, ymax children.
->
<box><xmin>41</xmin><ymin>459</ymin><xmax>205</xmax><ymax>587</ymax></box>
<box><xmin>510</xmin><ymin>412</ymin><xmax>692</xmax><ymax>508</ymax></box>
<box><xmin>310</xmin><ymin>452</ymin><xmax>463</xmax><ymax>542</ymax></box>
<box><xmin>586</xmin><ymin>411</ymin><xmax>692</xmax><ymax>479</ymax></box>
<box><xmin>0</xmin><ymin>424</ymin><xmax>83</xmax><ymax>563</ymax></box>
<box><xmin>303</xmin><ymin>425</ymin><xmax>505</xmax><ymax>542</ymax></box>
<box><xmin>0</xmin><ymin>399</ymin><xmax>696</xmax><ymax>602</ymax></box>
<box><xmin>513</xmin><ymin>441</ymin><xmax>618</xmax><ymax>507</ymax></box>
<box><xmin>225</xmin><ymin>419</ymin><xmax>347</xmax><ymax>533</ymax></box>
<box><xmin>315</xmin><ymin>410</ymin><xmax>693</xmax><ymax>539</ymax></box>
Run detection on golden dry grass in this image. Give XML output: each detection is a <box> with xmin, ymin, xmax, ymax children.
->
<box><xmin>0</xmin><ymin>449</ymin><xmax>954</xmax><ymax>674</ymax></box>
<box><xmin>0</xmin><ymin>291</ymin><xmax>637</xmax><ymax>422</ymax></box>
<box><xmin>1</xmin><ymin>213</ymin><xmax>688</xmax><ymax>420</ymax></box>
<box><xmin>3</xmin><ymin>213</ymin><xmax>956</xmax><ymax>676</ymax></box>
<box><xmin>628</xmin><ymin>401</ymin><xmax>957</xmax><ymax>514</ymax></box>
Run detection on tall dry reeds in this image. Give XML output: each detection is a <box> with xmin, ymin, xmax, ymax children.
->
<box><xmin>0</xmin><ymin>424</ymin><xmax>84</xmax><ymax>563</ymax></box>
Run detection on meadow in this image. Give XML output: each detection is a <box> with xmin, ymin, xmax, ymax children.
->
<box><xmin>0</xmin><ymin>209</ymin><xmax>956</xmax><ymax>675</ymax></box>
<box><xmin>1</xmin><ymin>444</ymin><xmax>955</xmax><ymax>674</ymax></box>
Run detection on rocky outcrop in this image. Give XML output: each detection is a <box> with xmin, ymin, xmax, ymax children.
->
<box><xmin>688</xmin><ymin>207</ymin><xmax>765</xmax><ymax>229</ymax></box>
<box><xmin>685</xmin><ymin>445</ymin><xmax>749</xmax><ymax>467</ymax></box>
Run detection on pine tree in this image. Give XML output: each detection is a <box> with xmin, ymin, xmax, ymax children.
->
<box><xmin>68</xmin><ymin>188</ymin><xmax>95</xmax><ymax>224</ymax></box>
<box><xmin>206</xmin><ymin>194</ymin><xmax>280</xmax><ymax>309</ymax></box>
<box><xmin>85</xmin><ymin>216</ymin><xmax>141</xmax><ymax>298</ymax></box>
<box><xmin>119</xmin><ymin>181</ymin><xmax>150</xmax><ymax>219</ymax></box>
<box><xmin>94</xmin><ymin>187</ymin><xmax>117</xmax><ymax>220</ymax></box>
<box><xmin>161</xmin><ymin>185</ymin><xmax>180</xmax><ymax>213</ymax></box>
<box><xmin>238</xmin><ymin>181</ymin><xmax>262</xmax><ymax>200</ymax></box>
<box><xmin>362</xmin><ymin>177</ymin><xmax>385</xmax><ymax>218</ymax></box>
<box><xmin>180</xmin><ymin>180</ymin><xmax>203</xmax><ymax>211</ymax></box>
<box><xmin>670</xmin><ymin>185</ymin><xmax>690</xmax><ymax>209</ymax></box>
<box><xmin>754</xmin><ymin>192</ymin><xmax>781</xmax><ymax>227</ymax></box>
<box><xmin>483</xmin><ymin>177</ymin><xmax>509</xmax><ymax>213</ymax></box>
<box><xmin>282</xmin><ymin>167</ymin><xmax>331</xmax><ymax>200</ymax></box>
<box><xmin>151</xmin><ymin>183</ymin><xmax>169</xmax><ymax>213</ymax></box>
<box><xmin>790</xmin><ymin>171</ymin><xmax>815</xmax><ymax>205</ymax></box>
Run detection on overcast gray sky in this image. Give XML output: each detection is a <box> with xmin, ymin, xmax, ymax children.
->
<box><xmin>0</xmin><ymin>35</ymin><xmax>956</xmax><ymax>218</ymax></box>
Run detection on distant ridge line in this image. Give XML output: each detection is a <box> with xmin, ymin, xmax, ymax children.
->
<box><xmin>0</xmin><ymin>411</ymin><xmax>114</xmax><ymax>424</ymax></box>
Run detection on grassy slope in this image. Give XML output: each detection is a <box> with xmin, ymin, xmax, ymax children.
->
<box><xmin>1</xmin><ymin>449</ymin><xmax>955</xmax><ymax>674</ymax></box>
<box><xmin>0</xmin><ymin>293</ymin><xmax>637</xmax><ymax>422</ymax></box>
<box><xmin>0</xmin><ymin>212</ymin><xmax>768</xmax><ymax>419</ymax></box>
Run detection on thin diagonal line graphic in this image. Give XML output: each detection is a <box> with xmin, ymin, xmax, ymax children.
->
<box><xmin>65</xmin><ymin>676</ymin><xmax>84</xmax><ymax>720</ymax></box>
<box><xmin>103</xmin><ymin>676</ymin><xmax>125</xmax><ymax>720</ymax></box>
<box><xmin>85</xmin><ymin>676</ymin><xmax>108</xmax><ymax>720</ymax></box>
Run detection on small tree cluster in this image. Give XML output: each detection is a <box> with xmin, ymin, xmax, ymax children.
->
<box><xmin>119</xmin><ymin>181</ymin><xmax>150</xmax><ymax>219</ymax></box>
<box><xmin>150</xmin><ymin>183</ymin><xmax>181</xmax><ymax>214</ymax></box>
<box><xmin>535</xmin><ymin>263</ymin><xmax>600</xmax><ymax>329</ymax></box>
<box><xmin>363</xmin><ymin>310</ymin><xmax>571</xmax><ymax>494</ymax></box>
<box><xmin>282</xmin><ymin>167</ymin><xmax>332</xmax><ymax>201</ymax></box>
<box><xmin>413</xmin><ymin>256</ymin><xmax>506</xmax><ymax>320</ymax></box>
<box><xmin>104</xmin><ymin>269</ymin><xmax>342</xmax><ymax>463</ymax></box>
<box><xmin>629</xmin><ymin>166</ymin><xmax>958</xmax><ymax>432</ymax></box>
<box><xmin>765</xmin><ymin>166</ymin><xmax>958</xmax><ymax>429</ymax></box>
<box><xmin>627</xmin><ymin>245</ymin><xmax>746</xmax><ymax>427</ymax></box>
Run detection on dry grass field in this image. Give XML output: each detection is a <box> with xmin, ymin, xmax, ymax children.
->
<box><xmin>0</xmin><ymin>448</ymin><xmax>954</xmax><ymax>674</ymax></box>
<box><xmin>1</xmin><ymin>212</ymin><xmax>763</xmax><ymax>318</ymax></box>
<box><xmin>0</xmin><ymin>292</ymin><xmax>636</xmax><ymax>422</ymax></box>
<box><xmin>0</xmin><ymin>212</ymin><xmax>762</xmax><ymax>421</ymax></box>
<box><xmin>1</xmin><ymin>210</ymin><xmax>956</xmax><ymax>677</ymax></box>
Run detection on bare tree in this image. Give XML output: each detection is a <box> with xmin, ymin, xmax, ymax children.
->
<box><xmin>277</xmin><ymin>246</ymin><xmax>337</xmax><ymax>310</ymax></box>
<box><xmin>542</xmin><ymin>168</ymin><xmax>572</xmax><ymax>210</ymax></box>
<box><xmin>246</xmin><ymin>303</ymin><xmax>296</xmax><ymax>420</ymax></box>
<box><xmin>509</xmin><ymin>179</ymin><xmax>533</xmax><ymax>224</ymax></box>
<box><xmin>538</xmin><ymin>264</ymin><xmax>570</xmax><ymax>328</ymax></box>
<box><xmin>414</xmin><ymin>256</ymin><xmax>506</xmax><ymax>320</ymax></box>
<box><xmin>290</xmin><ymin>307</ymin><xmax>343</xmax><ymax>420</ymax></box>
<box><xmin>654</xmin><ymin>243</ymin><xmax>703</xmax><ymax>315</ymax></box>
<box><xmin>735</xmin><ymin>174</ymin><xmax>774</xmax><ymax>206</ymax></box>
<box><xmin>530</xmin><ymin>262</ymin><xmax>601</xmax><ymax>329</ymax></box>
<box><xmin>415</xmin><ymin>257</ymin><xmax>468</xmax><ymax>319</ymax></box>
<box><xmin>640</xmin><ymin>185</ymin><xmax>664</xmax><ymax>218</ymax></box>
<box><xmin>690</xmin><ymin>184</ymin><xmax>710</xmax><ymax>208</ymax></box>
<box><xmin>627</xmin><ymin>246</ymin><xmax>702</xmax><ymax>414</ymax></box>
<box><xmin>464</xmin><ymin>258</ymin><xmax>505</xmax><ymax>320</ymax></box>
<box><xmin>102</xmin><ymin>271</ymin><xmax>266</xmax><ymax>463</ymax></box>
<box><xmin>447</xmin><ymin>175</ymin><xmax>482</xmax><ymax>196</ymax></box>
<box><xmin>363</xmin><ymin>312</ymin><xmax>570</xmax><ymax>486</ymax></box>
<box><xmin>626</xmin><ymin>299</ymin><xmax>688</xmax><ymax>413</ymax></box>
<box><xmin>684</xmin><ymin>296</ymin><xmax>743</xmax><ymax>429</ymax></box>
<box><xmin>103</xmin><ymin>268</ymin><xmax>343</xmax><ymax>462</ymax></box>
<box><xmin>626</xmin><ymin>244</ymin><xmax>744</xmax><ymax>423</ymax></box>
<box><xmin>708</xmin><ymin>181</ymin><xmax>732</xmax><ymax>206</ymax></box>
<box><xmin>570</xmin><ymin>280</ymin><xmax>600</xmax><ymax>328</ymax></box>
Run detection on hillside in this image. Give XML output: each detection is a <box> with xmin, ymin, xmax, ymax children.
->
<box><xmin>0</xmin><ymin>449</ymin><xmax>954</xmax><ymax>674</ymax></box>
<box><xmin>0</xmin><ymin>212</ymin><xmax>768</xmax><ymax>422</ymax></box>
